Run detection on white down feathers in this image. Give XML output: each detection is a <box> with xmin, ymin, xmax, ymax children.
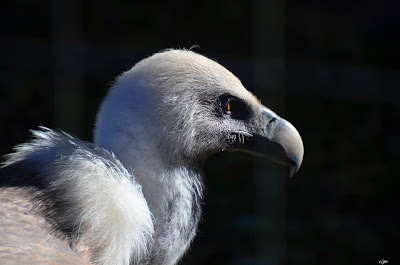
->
<box><xmin>2</xmin><ymin>127</ymin><xmax>154</xmax><ymax>265</ymax></box>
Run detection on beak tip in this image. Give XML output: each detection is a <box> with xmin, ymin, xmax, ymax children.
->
<box><xmin>289</xmin><ymin>162</ymin><xmax>301</xmax><ymax>178</ymax></box>
<box><xmin>274</xmin><ymin>119</ymin><xmax>304</xmax><ymax>178</ymax></box>
<box><xmin>290</xmin><ymin>143</ymin><xmax>304</xmax><ymax>177</ymax></box>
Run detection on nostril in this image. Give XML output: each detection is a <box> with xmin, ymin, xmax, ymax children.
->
<box><xmin>266</xmin><ymin>118</ymin><xmax>277</xmax><ymax>130</ymax></box>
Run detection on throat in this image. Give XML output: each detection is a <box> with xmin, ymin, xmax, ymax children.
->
<box><xmin>140</xmin><ymin>166</ymin><xmax>204</xmax><ymax>264</ymax></box>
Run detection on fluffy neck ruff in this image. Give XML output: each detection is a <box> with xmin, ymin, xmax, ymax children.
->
<box><xmin>93</xmin><ymin>124</ymin><xmax>205</xmax><ymax>264</ymax></box>
<box><xmin>1</xmin><ymin>128</ymin><xmax>154</xmax><ymax>265</ymax></box>
<box><xmin>2</xmin><ymin>127</ymin><xmax>204</xmax><ymax>265</ymax></box>
<box><xmin>8</xmin><ymin>87</ymin><xmax>207</xmax><ymax>264</ymax></box>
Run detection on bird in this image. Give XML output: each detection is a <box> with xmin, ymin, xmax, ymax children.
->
<box><xmin>0</xmin><ymin>49</ymin><xmax>303</xmax><ymax>265</ymax></box>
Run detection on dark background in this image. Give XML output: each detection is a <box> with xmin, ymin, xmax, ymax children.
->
<box><xmin>0</xmin><ymin>1</ymin><xmax>399</xmax><ymax>264</ymax></box>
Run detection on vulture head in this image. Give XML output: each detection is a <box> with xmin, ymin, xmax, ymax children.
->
<box><xmin>95</xmin><ymin>50</ymin><xmax>303</xmax><ymax>177</ymax></box>
<box><xmin>0</xmin><ymin>49</ymin><xmax>303</xmax><ymax>265</ymax></box>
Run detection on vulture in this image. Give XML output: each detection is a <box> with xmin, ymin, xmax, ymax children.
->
<box><xmin>0</xmin><ymin>49</ymin><xmax>303</xmax><ymax>265</ymax></box>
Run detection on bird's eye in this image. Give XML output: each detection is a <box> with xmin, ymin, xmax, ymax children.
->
<box><xmin>225</xmin><ymin>99</ymin><xmax>232</xmax><ymax>114</ymax></box>
<box><xmin>218</xmin><ymin>94</ymin><xmax>235</xmax><ymax>116</ymax></box>
<box><xmin>218</xmin><ymin>93</ymin><xmax>252</xmax><ymax>120</ymax></box>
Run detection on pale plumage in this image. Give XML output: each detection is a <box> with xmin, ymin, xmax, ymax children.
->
<box><xmin>0</xmin><ymin>49</ymin><xmax>303</xmax><ymax>265</ymax></box>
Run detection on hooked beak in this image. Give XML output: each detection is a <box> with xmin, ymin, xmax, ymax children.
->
<box><xmin>256</xmin><ymin>106</ymin><xmax>304</xmax><ymax>177</ymax></box>
<box><xmin>233</xmin><ymin>105</ymin><xmax>304</xmax><ymax>177</ymax></box>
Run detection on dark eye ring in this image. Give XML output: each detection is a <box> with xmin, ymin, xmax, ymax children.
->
<box><xmin>218</xmin><ymin>94</ymin><xmax>251</xmax><ymax>120</ymax></box>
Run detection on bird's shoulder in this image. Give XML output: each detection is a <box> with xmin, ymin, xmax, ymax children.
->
<box><xmin>0</xmin><ymin>187</ymin><xmax>92</xmax><ymax>264</ymax></box>
<box><xmin>0</xmin><ymin>127</ymin><xmax>154</xmax><ymax>265</ymax></box>
<box><xmin>0</xmin><ymin>126</ymin><xmax>125</xmax><ymax>186</ymax></box>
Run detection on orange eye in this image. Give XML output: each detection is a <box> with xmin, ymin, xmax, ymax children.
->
<box><xmin>226</xmin><ymin>101</ymin><xmax>231</xmax><ymax>112</ymax></box>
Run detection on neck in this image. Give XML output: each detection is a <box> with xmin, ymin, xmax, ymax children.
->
<box><xmin>95</xmin><ymin>128</ymin><xmax>205</xmax><ymax>264</ymax></box>
<box><xmin>125</xmin><ymin>156</ymin><xmax>204</xmax><ymax>265</ymax></box>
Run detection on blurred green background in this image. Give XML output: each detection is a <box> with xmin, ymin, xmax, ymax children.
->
<box><xmin>0</xmin><ymin>1</ymin><xmax>398</xmax><ymax>264</ymax></box>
